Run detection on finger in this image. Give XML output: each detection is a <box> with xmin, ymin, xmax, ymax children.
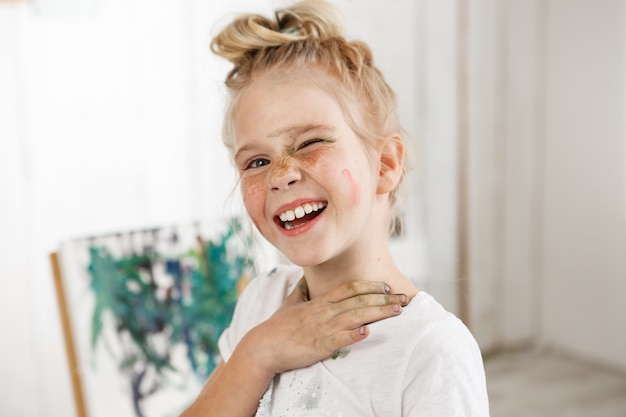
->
<box><xmin>351</xmin><ymin>325</ymin><xmax>369</xmax><ymax>341</ymax></box>
<box><xmin>325</xmin><ymin>293</ymin><xmax>408</xmax><ymax>316</ymax></box>
<box><xmin>348</xmin><ymin>293</ymin><xmax>409</xmax><ymax>308</ymax></box>
<box><xmin>323</xmin><ymin>280</ymin><xmax>391</xmax><ymax>303</ymax></box>
<box><xmin>333</xmin><ymin>302</ymin><xmax>403</xmax><ymax>331</ymax></box>
<box><xmin>321</xmin><ymin>325</ymin><xmax>371</xmax><ymax>354</ymax></box>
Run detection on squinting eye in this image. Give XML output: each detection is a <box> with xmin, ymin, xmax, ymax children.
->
<box><xmin>245</xmin><ymin>158</ymin><xmax>270</xmax><ymax>170</ymax></box>
<box><xmin>299</xmin><ymin>138</ymin><xmax>324</xmax><ymax>150</ymax></box>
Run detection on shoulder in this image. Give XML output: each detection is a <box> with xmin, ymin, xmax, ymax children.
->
<box><xmin>238</xmin><ymin>264</ymin><xmax>303</xmax><ymax>305</ymax></box>
<box><xmin>400</xmin><ymin>292</ymin><xmax>490</xmax><ymax>416</ymax></box>
<box><xmin>368</xmin><ymin>291</ymin><xmax>464</xmax><ymax>347</ymax></box>
<box><xmin>367</xmin><ymin>291</ymin><xmax>483</xmax><ymax>372</ymax></box>
<box><xmin>218</xmin><ymin>264</ymin><xmax>303</xmax><ymax>361</ymax></box>
<box><xmin>393</xmin><ymin>292</ymin><xmax>483</xmax><ymax>373</ymax></box>
<box><xmin>233</xmin><ymin>263</ymin><xmax>303</xmax><ymax>321</ymax></box>
<box><xmin>405</xmin><ymin>292</ymin><xmax>478</xmax><ymax>349</ymax></box>
<box><xmin>327</xmin><ymin>291</ymin><xmax>488</xmax><ymax>416</ymax></box>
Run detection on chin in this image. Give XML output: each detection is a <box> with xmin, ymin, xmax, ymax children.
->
<box><xmin>281</xmin><ymin>251</ymin><xmax>330</xmax><ymax>268</ymax></box>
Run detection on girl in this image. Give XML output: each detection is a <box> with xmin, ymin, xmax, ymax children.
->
<box><xmin>181</xmin><ymin>1</ymin><xmax>489</xmax><ymax>415</ymax></box>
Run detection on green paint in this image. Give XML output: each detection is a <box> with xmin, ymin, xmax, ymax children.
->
<box><xmin>331</xmin><ymin>350</ymin><xmax>350</xmax><ymax>360</ymax></box>
<box><xmin>87</xmin><ymin>218</ymin><xmax>254</xmax><ymax>417</ymax></box>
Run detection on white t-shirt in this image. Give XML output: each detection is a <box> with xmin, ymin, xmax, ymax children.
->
<box><xmin>218</xmin><ymin>265</ymin><xmax>490</xmax><ymax>417</ymax></box>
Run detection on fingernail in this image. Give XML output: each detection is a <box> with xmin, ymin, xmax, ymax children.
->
<box><xmin>400</xmin><ymin>294</ymin><xmax>408</xmax><ymax>304</ymax></box>
<box><xmin>384</xmin><ymin>284</ymin><xmax>391</xmax><ymax>294</ymax></box>
<box><xmin>359</xmin><ymin>326</ymin><xmax>366</xmax><ymax>335</ymax></box>
<box><xmin>392</xmin><ymin>304</ymin><xmax>401</xmax><ymax>312</ymax></box>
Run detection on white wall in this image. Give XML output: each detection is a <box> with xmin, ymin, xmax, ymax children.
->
<box><xmin>415</xmin><ymin>0</ymin><xmax>463</xmax><ymax>318</ymax></box>
<box><xmin>466</xmin><ymin>0</ymin><xmax>546</xmax><ymax>350</ymax></box>
<box><xmin>541</xmin><ymin>0</ymin><xmax>626</xmax><ymax>370</ymax></box>
<box><xmin>465</xmin><ymin>0</ymin><xmax>626</xmax><ymax>372</ymax></box>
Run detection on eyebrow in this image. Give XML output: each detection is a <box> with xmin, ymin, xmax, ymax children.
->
<box><xmin>234</xmin><ymin>123</ymin><xmax>336</xmax><ymax>161</ymax></box>
<box><xmin>268</xmin><ymin>123</ymin><xmax>336</xmax><ymax>139</ymax></box>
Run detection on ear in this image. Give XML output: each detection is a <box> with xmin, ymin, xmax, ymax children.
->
<box><xmin>376</xmin><ymin>133</ymin><xmax>404</xmax><ymax>195</ymax></box>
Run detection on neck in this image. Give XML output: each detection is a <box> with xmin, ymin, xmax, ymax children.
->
<box><xmin>301</xmin><ymin>242</ymin><xmax>418</xmax><ymax>300</ymax></box>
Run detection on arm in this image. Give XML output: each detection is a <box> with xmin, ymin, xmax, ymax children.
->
<box><xmin>180</xmin><ymin>279</ymin><xmax>408</xmax><ymax>417</ymax></box>
<box><xmin>179</xmin><ymin>349</ymin><xmax>272</xmax><ymax>417</ymax></box>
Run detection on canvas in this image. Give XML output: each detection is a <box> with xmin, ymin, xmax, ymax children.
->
<box><xmin>52</xmin><ymin>218</ymin><xmax>255</xmax><ymax>417</ymax></box>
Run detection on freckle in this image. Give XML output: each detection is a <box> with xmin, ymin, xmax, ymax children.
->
<box><xmin>241</xmin><ymin>178</ymin><xmax>263</xmax><ymax>201</ymax></box>
<box><xmin>341</xmin><ymin>169</ymin><xmax>360</xmax><ymax>205</ymax></box>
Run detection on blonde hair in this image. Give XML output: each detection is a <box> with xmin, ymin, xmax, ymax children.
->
<box><xmin>211</xmin><ymin>0</ymin><xmax>407</xmax><ymax>234</ymax></box>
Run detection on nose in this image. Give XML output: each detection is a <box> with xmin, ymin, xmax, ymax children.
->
<box><xmin>267</xmin><ymin>157</ymin><xmax>301</xmax><ymax>191</ymax></box>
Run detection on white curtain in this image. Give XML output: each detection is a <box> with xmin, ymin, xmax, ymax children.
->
<box><xmin>0</xmin><ymin>2</ymin><xmax>243</xmax><ymax>415</ymax></box>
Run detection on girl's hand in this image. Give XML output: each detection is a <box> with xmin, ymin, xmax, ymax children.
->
<box><xmin>239</xmin><ymin>278</ymin><xmax>409</xmax><ymax>377</ymax></box>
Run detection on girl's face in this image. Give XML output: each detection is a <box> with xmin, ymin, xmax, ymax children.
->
<box><xmin>232</xmin><ymin>74</ymin><xmax>382</xmax><ymax>267</ymax></box>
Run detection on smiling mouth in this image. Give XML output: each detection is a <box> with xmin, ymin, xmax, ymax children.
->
<box><xmin>276</xmin><ymin>202</ymin><xmax>327</xmax><ymax>230</ymax></box>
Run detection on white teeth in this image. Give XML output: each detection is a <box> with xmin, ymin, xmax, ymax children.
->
<box><xmin>279</xmin><ymin>210</ymin><xmax>294</xmax><ymax>222</ymax></box>
<box><xmin>278</xmin><ymin>202</ymin><xmax>326</xmax><ymax>224</ymax></box>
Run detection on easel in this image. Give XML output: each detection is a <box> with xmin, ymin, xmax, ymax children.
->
<box><xmin>50</xmin><ymin>252</ymin><xmax>88</xmax><ymax>417</ymax></box>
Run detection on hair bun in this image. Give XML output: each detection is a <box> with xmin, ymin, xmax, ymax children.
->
<box><xmin>211</xmin><ymin>0</ymin><xmax>344</xmax><ymax>64</ymax></box>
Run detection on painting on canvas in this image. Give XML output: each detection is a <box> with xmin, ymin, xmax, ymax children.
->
<box><xmin>53</xmin><ymin>219</ymin><xmax>254</xmax><ymax>417</ymax></box>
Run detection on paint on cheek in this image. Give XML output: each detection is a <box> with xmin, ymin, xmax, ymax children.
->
<box><xmin>298</xmin><ymin>149</ymin><xmax>324</xmax><ymax>170</ymax></box>
<box><xmin>341</xmin><ymin>169</ymin><xmax>360</xmax><ymax>206</ymax></box>
<box><xmin>271</xmin><ymin>157</ymin><xmax>291</xmax><ymax>178</ymax></box>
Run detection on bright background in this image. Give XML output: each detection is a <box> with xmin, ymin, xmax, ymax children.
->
<box><xmin>1</xmin><ymin>0</ymin><xmax>625</xmax><ymax>416</ymax></box>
